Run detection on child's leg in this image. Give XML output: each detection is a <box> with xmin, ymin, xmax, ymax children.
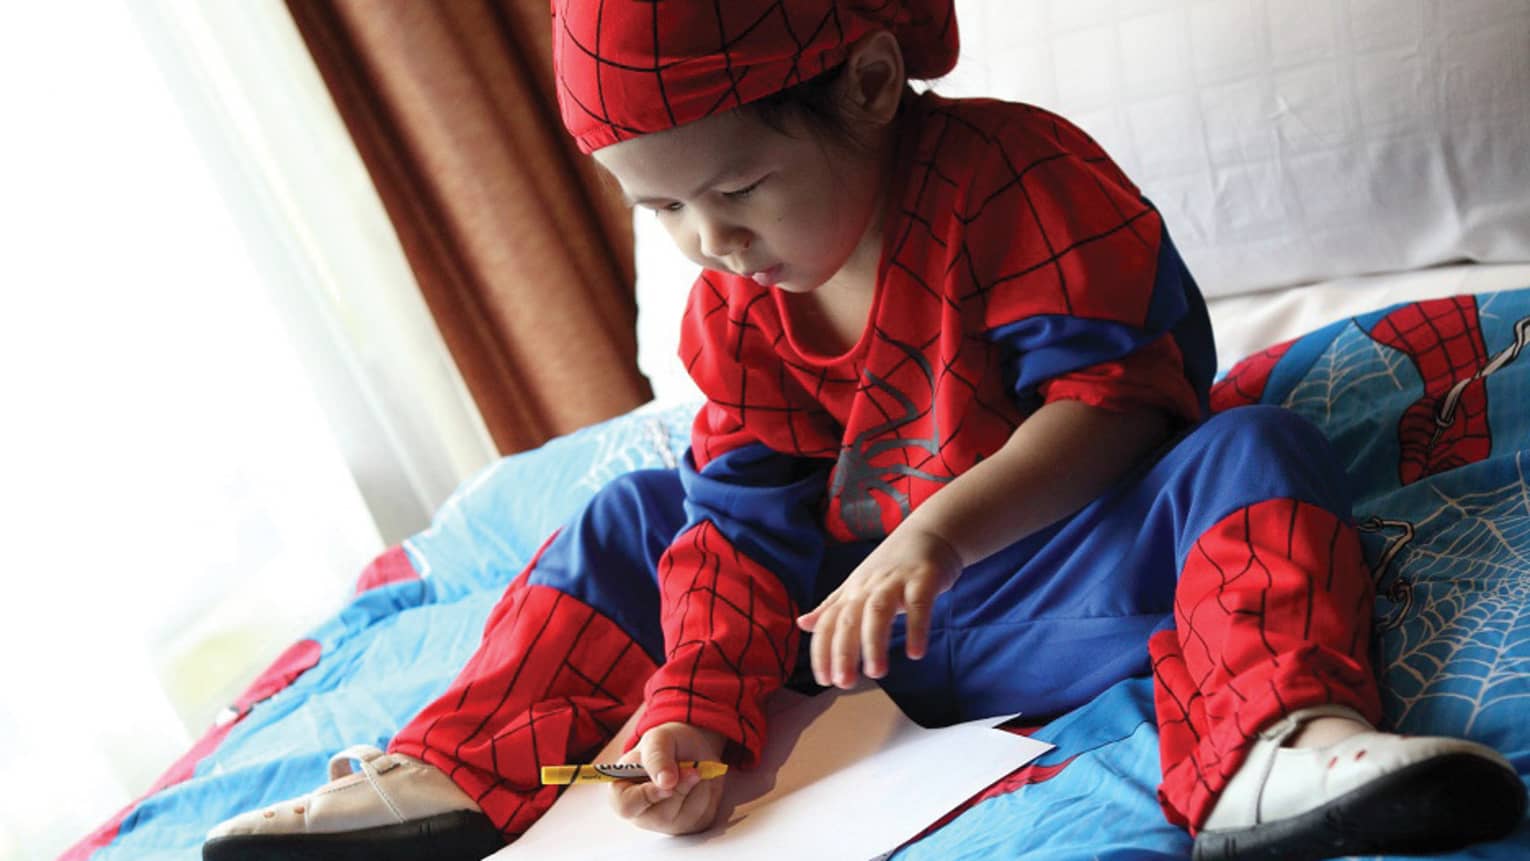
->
<box><xmin>205</xmin><ymin>469</ymin><xmax>685</xmax><ymax>857</ymax></box>
<box><xmin>1146</xmin><ymin>407</ymin><xmax>1525</xmax><ymax>858</ymax></box>
<box><xmin>391</xmin><ymin>468</ymin><xmax>683</xmax><ymax>834</ymax></box>
<box><xmin>882</xmin><ymin>407</ymin><xmax>1376</xmax><ymax>731</ymax></box>
<box><xmin>1146</xmin><ymin>409</ymin><xmax>1380</xmax><ymax>828</ymax></box>
<box><xmin>878</xmin><ymin>404</ymin><xmax>1521</xmax><ymax>857</ymax></box>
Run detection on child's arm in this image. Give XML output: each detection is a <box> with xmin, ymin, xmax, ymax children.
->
<box><xmin>797</xmin><ymin>399</ymin><xmax>1172</xmax><ymax>688</ymax></box>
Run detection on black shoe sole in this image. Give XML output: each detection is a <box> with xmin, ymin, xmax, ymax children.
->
<box><xmin>1192</xmin><ymin>752</ymin><xmax>1528</xmax><ymax>861</ymax></box>
<box><xmin>202</xmin><ymin>809</ymin><xmax>506</xmax><ymax>861</ymax></box>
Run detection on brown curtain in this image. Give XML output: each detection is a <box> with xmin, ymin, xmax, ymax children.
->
<box><xmin>286</xmin><ymin>0</ymin><xmax>651</xmax><ymax>455</ymax></box>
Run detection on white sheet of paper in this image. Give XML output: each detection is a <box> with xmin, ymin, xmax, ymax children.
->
<box><xmin>493</xmin><ymin>685</ymin><xmax>1052</xmax><ymax>861</ymax></box>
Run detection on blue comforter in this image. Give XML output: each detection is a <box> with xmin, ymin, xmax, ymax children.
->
<box><xmin>69</xmin><ymin>289</ymin><xmax>1530</xmax><ymax>860</ymax></box>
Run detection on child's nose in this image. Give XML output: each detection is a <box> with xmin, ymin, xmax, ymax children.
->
<box><xmin>696</xmin><ymin>216</ymin><xmax>750</xmax><ymax>260</ymax></box>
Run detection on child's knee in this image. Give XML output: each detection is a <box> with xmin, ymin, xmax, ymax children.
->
<box><xmin>588</xmin><ymin>469</ymin><xmax>684</xmax><ymax>518</ymax></box>
<box><xmin>1156</xmin><ymin>406</ymin><xmax>1354</xmax><ymax>521</ymax></box>
<box><xmin>1197</xmin><ymin>405</ymin><xmax>1341</xmax><ymax>475</ymax></box>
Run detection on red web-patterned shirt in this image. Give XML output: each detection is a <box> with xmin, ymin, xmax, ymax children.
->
<box><xmin>632</xmin><ymin>92</ymin><xmax>1214</xmax><ymax>764</ymax></box>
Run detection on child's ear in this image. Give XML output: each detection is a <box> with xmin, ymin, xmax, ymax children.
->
<box><xmin>840</xmin><ymin>29</ymin><xmax>906</xmax><ymax>127</ymax></box>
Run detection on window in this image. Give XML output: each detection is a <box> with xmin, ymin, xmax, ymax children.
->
<box><xmin>0</xmin><ymin>2</ymin><xmax>493</xmax><ymax>856</ymax></box>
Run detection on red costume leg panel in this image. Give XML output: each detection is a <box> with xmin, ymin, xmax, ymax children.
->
<box><xmin>1151</xmin><ymin>499</ymin><xmax>1382</xmax><ymax>832</ymax></box>
<box><xmin>389</xmin><ymin>534</ymin><xmax>659</xmax><ymax>837</ymax></box>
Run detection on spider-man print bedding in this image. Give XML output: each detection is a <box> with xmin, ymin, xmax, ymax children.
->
<box><xmin>66</xmin><ymin>289</ymin><xmax>1530</xmax><ymax>859</ymax></box>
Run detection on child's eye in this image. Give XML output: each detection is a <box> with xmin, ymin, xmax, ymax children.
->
<box><xmin>722</xmin><ymin>177</ymin><xmax>766</xmax><ymax>200</ymax></box>
<box><xmin>655</xmin><ymin>201</ymin><xmax>683</xmax><ymax>214</ymax></box>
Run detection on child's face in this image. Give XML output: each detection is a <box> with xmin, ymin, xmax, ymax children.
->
<box><xmin>595</xmin><ymin>107</ymin><xmax>886</xmax><ymax>294</ymax></box>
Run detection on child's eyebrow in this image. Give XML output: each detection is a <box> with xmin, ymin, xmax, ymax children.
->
<box><xmin>623</xmin><ymin>160</ymin><xmax>755</xmax><ymax>207</ymax></box>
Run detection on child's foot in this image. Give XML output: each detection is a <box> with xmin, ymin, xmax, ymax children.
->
<box><xmin>1192</xmin><ymin>705</ymin><xmax>1526</xmax><ymax>861</ymax></box>
<box><xmin>202</xmin><ymin>745</ymin><xmax>504</xmax><ymax>861</ymax></box>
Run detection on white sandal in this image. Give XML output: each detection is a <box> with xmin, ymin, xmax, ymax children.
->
<box><xmin>1193</xmin><ymin>706</ymin><xmax>1526</xmax><ymax>860</ymax></box>
<box><xmin>203</xmin><ymin>745</ymin><xmax>503</xmax><ymax>860</ymax></box>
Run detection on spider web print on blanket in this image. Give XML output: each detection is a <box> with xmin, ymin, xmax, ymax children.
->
<box><xmin>1218</xmin><ymin>288</ymin><xmax>1530</xmax><ymax>745</ymax></box>
<box><xmin>68</xmin><ymin>290</ymin><xmax>1530</xmax><ymax>860</ymax></box>
<box><xmin>1360</xmin><ymin>464</ymin><xmax>1530</xmax><ymax>734</ymax></box>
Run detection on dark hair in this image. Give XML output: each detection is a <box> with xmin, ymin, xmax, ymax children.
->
<box><xmin>745</xmin><ymin>63</ymin><xmax>917</xmax><ymax>152</ymax></box>
<box><xmin>744</xmin><ymin>64</ymin><xmax>856</xmax><ymax>143</ymax></box>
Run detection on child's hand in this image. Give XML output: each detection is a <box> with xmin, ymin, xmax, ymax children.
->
<box><xmin>796</xmin><ymin>526</ymin><xmax>963</xmax><ymax>688</ymax></box>
<box><xmin>609</xmin><ymin>721</ymin><xmax>727</xmax><ymax>835</ymax></box>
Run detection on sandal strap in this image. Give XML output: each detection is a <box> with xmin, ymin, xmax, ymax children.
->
<box><xmin>325</xmin><ymin>744</ymin><xmax>407</xmax><ymax>824</ymax></box>
<box><xmin>1256</xmin><ymin>704</ymin><xmax>1372</xmax><ymax>745</ymax></box>
<box><xmin>327</xmin><ymin>744</ymin><xmax>387</xmax><ymax>780</ymax></box>
<box><xmin>1232</xmin><ymin>704</ymin><xmax>1374</xmax><ymax>825</ymax></box>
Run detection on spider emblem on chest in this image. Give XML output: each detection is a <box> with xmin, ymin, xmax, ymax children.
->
<box><xmin>829</xmin><ymin>334</ymin><xmax>953</xmax><ymax>540</ymax></box>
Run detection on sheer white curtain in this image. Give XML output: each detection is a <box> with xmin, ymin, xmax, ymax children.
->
<box><xmin>0</xmin><ymin>2</ymin><xmax>494</xmax><ymax>858</ymax></box>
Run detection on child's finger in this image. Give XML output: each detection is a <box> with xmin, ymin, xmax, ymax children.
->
<box><xmin>630</xmin><ymin>774</ymin><xmax>713</xmax><ymax>835</ymax></box>
<box><xmin>610</xmin><ymin>745</ymin><xmax>670</xmax><ymax>818</ymax></box>
<box><xmin>830</xmin><ymin>597</ymin><xmax>865</xmax><ymax>688</ymax></box>
<box><xmin>903</xmin><ymin>579</ymin><xmax>936</xmax><ymax>661</ymax></box>
<box><xmin>861</xmin><ymin>585</ymin><xmax>901</xmax><ymax>678</ymax></box>
<box><xmin>809</xmin><ymin>602</ymin><xmax>840</xmax><ymax>686</ymax></box>
<box><xmin>639</xmin><ymin>735</ymin><xmax>680</xmax><ymax>791</ymax></box>
<box><xmin>610</xmin><ymin>777</ymin><xmax>670</xmax><ymax>819</ymax></box>
<box><xmin>797</xmin><ymin>587</ymin><xmax>842</xmax><ymax>632</ymax></box>
<box><xmin>671</xmin><ymin>773</ymin><xmax>721</xmax><ymax>831</ymax></box>
<box><xmin>796</xmin><ymin>599</ymin><xmax>822</xmax><ymax>632</ymax></box>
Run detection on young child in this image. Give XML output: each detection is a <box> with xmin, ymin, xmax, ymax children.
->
<box><xmin>204</xmin><ymin>2</ymin><xmax>1526</xmax><ymax>860</ymax></box>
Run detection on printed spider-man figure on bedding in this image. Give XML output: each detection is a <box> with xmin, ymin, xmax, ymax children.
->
<box><xmin>203</xmin><ymin>2</ymin><xmax>1526</xmax><ymax>859</ymax></box>
<box><xmin>1213</xmin><ymin>295</ymin><xmax>1530</xmax><ymax>486</ymax></box>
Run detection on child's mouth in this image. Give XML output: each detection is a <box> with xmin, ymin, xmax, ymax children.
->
<box><xmin>749</xmin><ymin>264</ymin><xmax>783</xmax><ymax>286</ymax></box>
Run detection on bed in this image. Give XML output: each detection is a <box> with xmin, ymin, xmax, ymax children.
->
<box><xmin>65</xmin><ymin>2</ymin><xmax>1530</xmax><ymax>859</ymax></box>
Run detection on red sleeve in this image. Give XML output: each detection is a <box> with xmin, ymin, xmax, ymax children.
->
<box><xmin>631</xmin><ymin>275</ymin><xmax>837</xmax><ymax>765</ymax></box>
<box><xmin>951</xmin><ymin>105</ymin><xmax>1205</xmax><ymax>423</ymax></box>
<box><xmin>962</xmin><ymin>109</ymin><xmax>1161</xmax><ymax>330</ymax></box>
<box><xmin>632</xmin><ymin>517</ymin><xmax>800</xmax><ymax>767</ymax></box>
<box><xmin>629</xmin><ymin>437</ymin><xmax>831</xmax><ymax>768</ymax></box>
<box><xmin>1039</xmin><ymin>335</ymin><xmax>1201</xmax><ymax>420</ymax></box>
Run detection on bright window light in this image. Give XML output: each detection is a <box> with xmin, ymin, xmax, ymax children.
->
<box><xmin>0</xmin><ymin>3</ymin><xmax>397</xmax><ymax>857</ymax></box>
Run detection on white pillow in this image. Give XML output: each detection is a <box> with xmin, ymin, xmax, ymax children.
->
<box><xmin>938</xmin><ymin>0</ymin><xmax>1530</xmax><ymax>298</ymax></box>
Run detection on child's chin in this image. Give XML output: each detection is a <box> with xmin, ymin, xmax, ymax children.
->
<box><xmin>771</xmin><ymin>277</ymin><xmax>825</xmax><ymax>295</ymax></box>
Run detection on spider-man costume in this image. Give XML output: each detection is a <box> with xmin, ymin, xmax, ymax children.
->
<box><xmin>385</xmin><ymin>0</ymin><xmax>1382</xmax><ymax>841</ymax></box>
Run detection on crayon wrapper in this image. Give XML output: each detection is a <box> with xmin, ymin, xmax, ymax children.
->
<box><xmin>539</xmin><ymin>761</ymin><xmax>728</xmax><ymax>785</ymax></box>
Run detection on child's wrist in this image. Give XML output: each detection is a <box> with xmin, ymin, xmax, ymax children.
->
<box><xmin>923</xmin><ymin>527</ymin><xmax>966</xmax><ymax>571</ymax></box>
<box><xmin>640</xmin><ymin>720</ymin><xmax>728</xmax><ymax>756</ymax></box>
<box><xmin>897</xmin><ymin>518</ymin><xmax>968</xmax><ymax>571</ymax></box>
<box><xmin>697</xmin><ymin>727</ymin><xmax>727</xmax><ymax>759</ymax></box>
